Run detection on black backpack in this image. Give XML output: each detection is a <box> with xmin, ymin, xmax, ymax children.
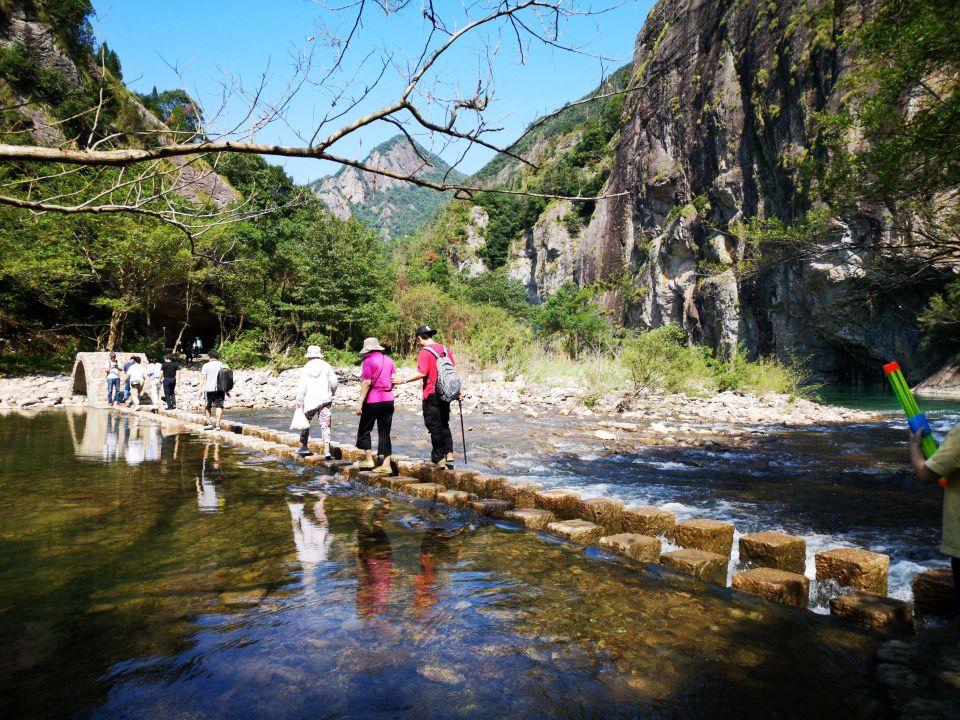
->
<box><xmin>217</xmin><ymin>367</ymin><xmax>234</xmax><ymax>393</ymax></box>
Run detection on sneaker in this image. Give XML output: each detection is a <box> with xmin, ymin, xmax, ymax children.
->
<box><xmin>203</xmin><ymin>424</ymin><xmax>214</xmax><ymax>430</ymax></box>
<box><xmin>297</xmin><ymin>448</ymin><xmax>314</xmax><ymax>457</ymax></box>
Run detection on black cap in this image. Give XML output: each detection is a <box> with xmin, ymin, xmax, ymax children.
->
<box><xmin>414</xmin><ymin>325</ymin><xmax>437</xmax><ymax>338</ymax></box>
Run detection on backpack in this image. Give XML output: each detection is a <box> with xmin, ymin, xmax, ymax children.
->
<box><xmin>425</xmin><ymin>345</ymin><xmax>461</xmax><ymax>402</ymax></box>
<box><xmin>217</xmin><ymin>367</ymin><xmax>234</xmax><ymax>393</ymax></box>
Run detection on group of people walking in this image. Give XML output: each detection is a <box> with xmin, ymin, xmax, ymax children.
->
<box><xmin>105</xmin><ymin>352</ymin><xmax>180</xmax><ymax>411</ymax></box>
<box><xmin>294</xmin><ymin>324</ymin><xmax>460</xmax><ymax>470</ymax></box>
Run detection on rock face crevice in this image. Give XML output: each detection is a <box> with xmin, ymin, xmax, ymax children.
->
<box><xmin>504</xmin><ymin>0</ymin><xmax>956</xmax><ymax>382</ymax></box>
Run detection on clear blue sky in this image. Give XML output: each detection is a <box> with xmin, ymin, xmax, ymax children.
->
<box><xmin>91</xmin><ymin>1</ymin><xmax>654</xmax><ymax>184</ymax></box>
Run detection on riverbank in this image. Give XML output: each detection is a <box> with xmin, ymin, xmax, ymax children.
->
<box><xmin>0</xmin><ymin>367</ymin><xmax>874</xmax><ymax>429</ymax></box>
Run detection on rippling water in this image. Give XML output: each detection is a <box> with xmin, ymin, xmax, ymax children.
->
<box><xmin>237</xmin><ymin>387</ymin><xmax>958</xmax><ymax>610</ymax></box>
<box><xmin>0</xmin><ymin>409</ymin><xmax>883</xmax><ymax>719</ymax></box>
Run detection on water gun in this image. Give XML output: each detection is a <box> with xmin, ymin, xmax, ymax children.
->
<box><xmin>883</xmin><ymin>361</ymin><xmax>946</xmax><ymax>488</ymax></box>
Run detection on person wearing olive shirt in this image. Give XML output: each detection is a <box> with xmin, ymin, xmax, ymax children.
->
<box><xmin>161</xmin><ymin>354</ymin><xmax>180</xmax><ymax>409</ymax></box>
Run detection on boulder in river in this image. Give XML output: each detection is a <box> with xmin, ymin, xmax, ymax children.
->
<box><xmin>829</xmin><ymin>591</ymin><xmax>913</xmax><ymax>632</ymax></box>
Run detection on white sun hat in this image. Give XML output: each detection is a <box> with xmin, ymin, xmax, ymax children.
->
<box><xmin>305</xmin><ymin>345</ymin><xmax>324</xmax><ymax>359</ymax></box>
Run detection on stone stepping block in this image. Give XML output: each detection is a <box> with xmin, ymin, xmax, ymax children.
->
<box><xmin>469</xmin><ymin>498</ymin><xmax>515</xmax><ymax>519</ymax></box>
<box><xmin>599</xmin><ymin>533</ymin><xmax>660</xmax><ymax>562</ymax></box>
<box><xmin>815</xmin><ymin>547</ymin><xmax>889</xmax><ymax>594</ymax></box>
<box><xmin>622</xmin><ymin>506</ymin><xmax>676</xmax><ymax>538</ymax></box>
<box><xmin>661</xmin><ymin>549</ymin><xmax>728</xmax><ymax>585</ymax></box>
<box><xmin>395</xmin><ymin>460</ymin><xmax>433</xmax><ymax>482</ymax></box>
<box><xmin>579</xmin><ymin>497</ymin><xmax>624</xmax><ymax>532</ymax></box>
<box><xmin>732</xmin><ymin>567</ymin><xmax>810</xmax><ymax>609</ymax></box>
<box><xmin>534</xmin><ymin>489</ymin><xmax>583</xmax><ymax>520</ymax></box>
<box><xmin>437</xmin><ymin>490</ymin><xmax>475</xmax><ymax>508</ymax></box>
<box><xmin>674</xmin><ymin>519</ymin><xmax>735</xmax><ymax>557</ymax></box>
<box><xmin>324</xmin><ymin>459</ymin><xmax>353</xmax><ymax>470</ymax></box>
<box><xmin>829</xmin><ymin>591</ymin><xmax>913</xmax><ymax>631</ymax></box>
<box><xmin>503</xmin><ymin>508</ymin><xmax>556</xmax><ymax>530</ymax></box>
<box><xmin>380</xmin><ymin>475</ymin><xmax>420</xmax><ymax>491</ymax></box>
<box><xmin>407</xmin><ymin>482</ymin><xmax>446</xmax><ymax>500</ymax></box>
<box><xmin>356</xmin><ymin>470</ymin><xmax>391</xmax><ymax>486</ymax></box>
<box><xmin>547</xmin><ymin>519</ymin><xmax>604</xmax><ymax>544</ymax></box>
<box><xmin>911</xmin><ymin>568</ymin><xmax>956</xmax><ymax>618</ymax></box>
<box><xmin>499</xmin><ymin>479</ymin><xmax>542</xmax><ymax>508</ymax></box>
<box><xmin>738</xmin><ymin>531</ymin><xmax>806</xmax><ymax>574</ymax></box>
<box><xmin>447</xmin><ymin>470</ymin><xmax>483</xmax><ymax>494</ymax></box>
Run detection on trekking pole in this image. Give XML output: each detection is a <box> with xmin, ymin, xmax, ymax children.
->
<box><xmin>458</xmin><ymin>398</ymin><xmax>468</xmax><ymax>465</ymax></box>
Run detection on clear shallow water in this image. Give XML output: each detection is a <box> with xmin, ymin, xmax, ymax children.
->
<box><xmin>236</xmin><ymin>390</ymin><xmax>955</xmax><ymax>610</ymax></box>
<box><xmin>0</xmin><ymin>409</ymin><xmax>882</xmax><ymax>719</ymax></box>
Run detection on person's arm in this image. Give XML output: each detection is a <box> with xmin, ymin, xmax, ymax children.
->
<box><xmin>356</xmin><ymin>379</ymin><xmax>371</xmax><ymax>415</ymax></box>
<box><xmin>395</xmin><ymin>350</ymin><xmax>428</xmax><ymax>385</ymax></box>
<box><xmin>910</xmin><ymin>429</ymin><xmax>944</xmax><ymax>485</ymax></box>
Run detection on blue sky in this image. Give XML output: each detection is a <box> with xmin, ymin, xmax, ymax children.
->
<box><xmin>91</xmin><ymin>1</ymin><xmax>654</xmax><ymax>184</ymax></box>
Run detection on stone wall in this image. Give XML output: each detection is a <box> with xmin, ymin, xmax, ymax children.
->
<box><xmin>71</xmin><ymin>352</ymin><xmax>145</xmax><ymax>406</ymax></box>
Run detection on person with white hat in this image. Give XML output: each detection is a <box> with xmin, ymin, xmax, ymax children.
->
<box><xmin>295</xmin><ymin>344</ymin><xmax>339</xmax><ymax>458</ymax></box>
<box><xmin>355</xmin><ymin>337</ymin><xmax>397</xmax><ymax>471</ymax></box>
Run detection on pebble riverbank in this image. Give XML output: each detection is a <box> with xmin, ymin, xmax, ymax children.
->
<box><xmin>0</xmin><ymin>366</ymin><xmax>874</xmax><ymax>430</ymax></box>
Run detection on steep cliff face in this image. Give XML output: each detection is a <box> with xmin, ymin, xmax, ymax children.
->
<box><xmin>311</xmin><ymin>135</ymin><xmax>466</xmax><ymax>240</ymax></box>
<box><xmin>560</xmin><ymin>0</ymin><xmax>955</xmax><ymax>382</ymax></box>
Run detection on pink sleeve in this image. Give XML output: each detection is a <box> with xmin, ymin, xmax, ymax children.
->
<box><xmin>361</xmin><ymin>356</ymin><xmax>372</xmax><ymax>381</ymax></box>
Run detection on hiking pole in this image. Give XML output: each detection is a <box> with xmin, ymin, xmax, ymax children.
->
<box><xmin>458</xmin><ymin>398</ymin><xmax>468</xmax><ymax>466</ymax></box>
<box><xmin>883</xmin><ymin>361</ymin><xmax>946</xmax><ymax>488</ymax></box>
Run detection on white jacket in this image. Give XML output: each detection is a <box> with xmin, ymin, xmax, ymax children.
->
<box><xmin>296</xmin><ymin>358</ymin><xmax>338</xmax><ymax>410</ymax></box>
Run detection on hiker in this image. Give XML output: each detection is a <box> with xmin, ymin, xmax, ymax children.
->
<box><xmin>120</xmin><ymin>356</ymin><xmax>136</xmax><ymax>401</ymax></box>
<box><xmin>294</xmin><ymin>345</ymin><xmax>339</xmax><ymax>459</ymax></box>
<box><xmin>394</xmin><ymin>325</ymin><xmax>458</xmax><ymax>468</ymax></box>
<box><xmin>146</xmin><ymin>360</ymin><xmax>163</xmax><ymax>408</ymax></box>
<box><xmin>909</xmin><ymin>427</ymin><xmax>960</xmax><ymax>636</ymax></box>
<box><xmin>105</xmin><ymin>352</ymin><xmax>121</xmax><ymax>405</ymax></box>
<box><xmin>161</xmin><ymin>353</ymin><xmax>179</xmax><ymax>409</ymax></box>
<box><xmin>193</xmin><ymin>336</ymin><xmax>204</xmax><ymax>359</ymax></box>
<box><xmin>199</xmin><ymin>349</ymin><xmax>227</xmax><ymax>430</ymax></box>
<box><xmin>125</xmin><ymin>356</ymin><xmax>147</xmax><ymax>410</ymax></box>
<box><xmin>355</xmin><ymin>337</ymin><xmax>396</xmax><ymax>471</ymax></box>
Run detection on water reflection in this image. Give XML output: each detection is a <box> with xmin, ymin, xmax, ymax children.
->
<box><xmin>67</xmin><ymin>408</ymin><xmax>163</xmax><ymax>464</ymax></box>
<box><xmin>289</xmin><ymin>496</ymin><xmax>330</xmax><ymax>566</ymax></box>
<box><xmin>356</xmin><ymin>499</ymin><xmax>393</xmax><ymax>619</ymax></box>
<box><xmin>196</xmin><ymin>442</ymin><xmax>224</xmax><ymax>513</ymax></box>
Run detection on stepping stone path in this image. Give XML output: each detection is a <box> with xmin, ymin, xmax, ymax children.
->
<box><xmin>599</xmin><ymin>533</ymin><xmax>660</xmax><ymax>562</ymax></box>
<box><xmin>579</xmin><ymin>497</ymin><xmax>624</xmax><ymax>532</ymax></box>
<box><xmin>829</xmin><ymin>591</ymin><xmax>912</xmax><ymax>631</ymax></box>
<box><xmin>503</xmin><ymin>508</ymin><xmax>556</xmax><ymax>530</ymax></box>
<box><xmin>816</xmin><ymin>547</ymin><xmax>889</xmax><ymax>595</ymax></box>
<box><xmin>469</xmin><ymin>499</ymin><xmax>514</xmax><ymax>519</ymax></box>
<box><xmin>534</xmin><ymin>489</ymin><xmax>583</xmax><ymax>520</ymax></box>
<box><xmin>912</xmin><ymin>568</ymin><xmax>956</xmax><ymax>619</ymax></box>
<box><xmin>547</xmin><ymin>519</ymin><xmax>604</xmax><ymax>544</ymax></box>
<box><xmin>675</xmin><ymin>519</ymin><xmax>735</xmax><ymax>557</ymax></box>
<box><xmin>622</xmin><ymin>506</ymin><xmax>675</xmax><ymax>538</ymax></box>
<box><xmin>661</xmin><ymin>548</ymin><xmax>728</xmax><ymax>585</ymax></box>
<box><xmin>738</xmin><ymin>531</ymin><xmax>806</xmax><ymax>573</ymax></box>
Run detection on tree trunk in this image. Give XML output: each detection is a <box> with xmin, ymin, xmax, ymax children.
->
<box><xmin>173</xmin><ymin>280</ymin><xmax>193</xmax><ymax>353</ymax></box>
<box><xmin>107</xmin><ymin>309</ymin><xmax>125</xmax><ymax>350</ymax></box>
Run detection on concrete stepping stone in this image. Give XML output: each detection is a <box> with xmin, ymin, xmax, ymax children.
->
<box><xmin>448</xmin><ymin>470</ymin><xmax>483</xmax><ymax>494</ymax></box>
<box><xmin>499</xmin><ymin>479</ymin><xmax>541</xmax><ymax>508</ymax></box>
<box><xmin>622</xmin><ymin>505</ymin><xmax>676</xmax><ymax>538</ymax></box>
<box><xmin>477</xmin><ymin>475</ymin><xmax>508</xmax><ymax>497</ymax></box>
<box><xmin>469</xmin><ymin>498</ymin><xmax>514</xmax><ymax>519</ymax></box>
<box><xmin>407</xmin><ymin>482</ymin><xmax>446</xmax><ymax>500</ymax></box>
<box><xmin>815</xmin><ymin>547</ymin><xmax>889</xmax><ymax>594</ymax></box>
<box><xmin>546</xmin><ymin>519</ymin><xmax>603</xmax><ymax>544</ymax></box>
<box><xmin>732</xmin><ymin>567</ymin><xmax>810</xmax><ymax>608</ymax></box>
<box><xmin>912</xmin><ymin>568</ymin><xmax>956</xmax><ymax>618</ymax></box>
<box><xmin>661</xmin><ymin>548</ymin><xmax>728</xmax><ymax>585</ymax></box>
<box><xmin>503</xmin><ymin>508</ymin><xmax>556</xmax><ymax>530</ymax></box>
<box><xmin>437</xmin><ymin>490</ymin><xmax>475</xmax><ymax>508</ymax></box>
<box><xmin>599</xmin><ymin>533</ymin><xmax>660</xmax><ymax>562</ymax></box>
<box><xmin>580</xmin><ymin>497</ymin><xmax>624</xmax><ymax>532</ymax></box>
<box><xmin>739</xmin><ymin>531</ymin><xmax>806</xmax><ymax>573</ymax></box>
<box><xmin>829</xmin><ymin>591</ymin><xmax>913</xmax><ymax>631</ymax></box>
<box><xmin>381</xmin><ymin>475</ymin><xmax>420</xmax><ymax>491</ymax></box>
<box><xmin>675</xmin><ymin>519</ymin><xmax>735</xmax><ymax>556</ymax></box>
<box><xmin>534</xmin><ymin>488</ymin><xmax>583</xmax><ymax>520</ymax></box>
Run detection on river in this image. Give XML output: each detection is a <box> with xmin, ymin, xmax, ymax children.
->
<box><xmin>0</xmin><ymin>407</ymin><xmax>890</xmax><ymax>719</ymax></box>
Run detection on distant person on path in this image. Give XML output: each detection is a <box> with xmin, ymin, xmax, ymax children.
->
<box><xmin>125</xmin><ymin>357</ymin><xmax>147</xmax><ymax>410</ymax></box>
<box><xmin>193</xmin><ymin>336</ymin><xmax>204</xmax><ymax>359</ymax></box>
<box><xmin>161</xmin><ymin>353</ymin><xmax>180</xmax><ymax>409</ymax></box>
<box><xmin>199</xmin><ymin>349</ymin><xmax>227</xmax><ymax>430</ymax></box>
<box><xmin>105</xmin><ymin>352</ymin><xmax>121</xmax><ymax>406</ymax></box>
<box><xmin>355</xmin><ymin>337</ymin><xmax>396</xmax><ymax>471</ymax></box>
<box><xmin>394</xmin><ymin>325</ymin><xmax>457</xmax><ymax>468</ymax></box>
<box><xmin>294</xmin><ymin>345</ymin><xmax>339</xmax><ymax>459</ymax></box>
<box><xmin>146</xmin><ymin>360</ymin><xmax>163</xmax><ymax>408</ymax></box>
<box><xmin>120</xmin><ymin>356</ymin><xmax>136</xmax><ymax>401</ymax></box>
<box><xmin>909</xmin><ymin>426</ymin><xmax>960</xmax><ymax>636</ymax></box>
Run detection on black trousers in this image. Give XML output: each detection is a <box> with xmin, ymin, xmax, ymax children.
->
<box><xmin>163</xmin><ymin>378</ymin><xmax>177</xmax><ymax>408</ymax></box>
<box><xmin>422</xmin><ymin>394</ymin><xmax>453</xmax><ymax>463</ymax></box>
<box><xmin>356</xmin><ymin>401</ymin><xmax>394</xmax><ymax>457</ymax></box>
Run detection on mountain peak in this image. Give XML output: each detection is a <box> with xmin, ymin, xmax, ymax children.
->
<box><xmin>310</xmin><ymin>134</ymin><xmax>465</xmax><ymax>239</ymax></box>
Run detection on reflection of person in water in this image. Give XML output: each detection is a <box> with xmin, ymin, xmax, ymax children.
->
<box><xmin>289</xmin><ymin>497</ymin><xmax>331</xmax><ymax>567</ymax></box>
<box><xmin>356</xmin><ymin>500</ymin><xmax>393</xmax><ymax>619</ymax></box>
<box><xmin>195</xmin><ymin>443</ymin><xmax>224</xmax><ymax>513</ymax></box>
<box><xmin>413</xmin><ymin>529</ymin><xmax>461</xmax><ymax>621</ymax></box>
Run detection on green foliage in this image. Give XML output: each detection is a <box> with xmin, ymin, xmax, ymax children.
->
<box><xmin>474</xmin><ymin>192</ymin><xmax>545</xmax><ymax>269</ymax></box>
<box><xmin>533</xmin><ymin>282</ymin><xmax>613</xmax><ymax>357</ymax></box>
<box><xmin>385</xmin><ymin>284</ymin><xmax>473</xmax><ymax>357</ymax></box>
<box><xmin>458</xmin><ymin>271</ymin><xmax>531</xmax><ymax>320</ymax></box>
<box><xmin>465</xmin><ymin>306</ymin><xmax>532</xmax><ymax>379</ymax></box>
<box><xmin>218</xmin><ymin>330</ymin><xmax>266</xmax><ymax>368</ymax></box>
<box><xmin>919</xmin><ymin>278</ymin><xmax>960</xmax><ymax>352</ymax></box>
<box><xmin>136</xmin><ymin>87</ymin><xmax>203</xmax><ymax>137</ymax></box>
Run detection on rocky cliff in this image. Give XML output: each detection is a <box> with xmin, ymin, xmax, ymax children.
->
<box><xmin>497</xmin><ymin>0</ymin><xmax>957</xmax><ymax>383</ymax></box>
<box><xmin>310</xmin><ymin>135</ymin><xmax>466</xmax><ymax>240</ymax></box>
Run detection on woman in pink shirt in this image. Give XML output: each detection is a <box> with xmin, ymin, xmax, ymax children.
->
<box><xmin>355</xmin><ymin>337</ymin><xmax>397</xmax><ymax>471</ymax></box>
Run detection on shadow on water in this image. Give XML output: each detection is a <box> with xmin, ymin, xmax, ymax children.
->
<box><xmin>0</xmin><ymin>409</ymin><xmax>887</xmax><ymax>719</ymax></box>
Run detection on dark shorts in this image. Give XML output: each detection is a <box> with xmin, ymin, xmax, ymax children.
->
<box><xmin>206</xmin><ymin>390</ymin><xmax>225</xmax><ymax>409</ymax></box>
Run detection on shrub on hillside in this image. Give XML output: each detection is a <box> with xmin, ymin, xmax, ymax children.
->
<box><xmin>386</xmin><ymin>285</ymin><xmax>473</xmax><ymax>356</ymax></box>
<box><xmin>219</xmin><ymin>330</ymin><xmax>267</xmax><ymax>368</ymax></box>
<box><xmin>459</xmin><ymin>271</ymin><xmax>531</xmax><ymax>320</ymax></box>
<box><xmin>621</xmin><ymin>326</ymin><xmax>714</xmax><ymax>394</ymax></box>
<box><xmin>534</xmin><ymin>283</ymin><xmax>613</xmax><ymax>357</ymax></box>
<box><xmin>466</xmin><ymin>307</ymin><xmax>532</xmax><ymax>379</ymax></box>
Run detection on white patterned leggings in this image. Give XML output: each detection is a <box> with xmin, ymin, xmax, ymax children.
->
<box><xmin>300</xmin><ymin>403</ymin><xmax>332</xmax><ymax>446</ymax></box>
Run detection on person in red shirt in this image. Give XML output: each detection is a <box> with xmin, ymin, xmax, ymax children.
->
<box><xmin>394</xmin><ymin>325</ymin><xmax>456</xmax><ymax>468</ymax></box>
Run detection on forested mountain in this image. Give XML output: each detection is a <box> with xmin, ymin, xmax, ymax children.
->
<box><xmin>310</xmin><ymin>135</ymin><xmax>466</xmax><ymax>240</ymax></box>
